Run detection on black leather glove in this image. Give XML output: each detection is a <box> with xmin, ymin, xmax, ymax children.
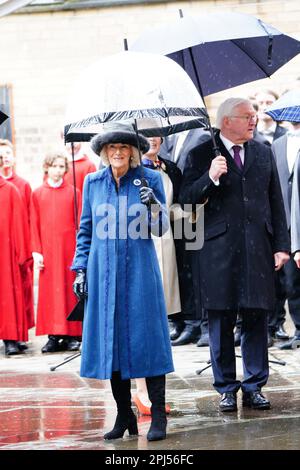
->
<box><xmin>73</xmin><ymin>269</ymin><xmax>88</xmax><ymax>300</ymax></box>
<box><xmin>139</xmin><ymin>186</ymin><xmax>160</xmax><ymax>211</ymax></box>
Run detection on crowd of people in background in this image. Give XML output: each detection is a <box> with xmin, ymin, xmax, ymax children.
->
<box><xmin>0</xmin><ymin>83</ymin><xmax>300</xmax><ymax>438</ymax></box>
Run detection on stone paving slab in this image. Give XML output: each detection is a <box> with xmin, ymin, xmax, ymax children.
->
<box><xmin>0</xmin><ymin>331</ymin><xmax>300</xmax><ymax>450</ymax></box>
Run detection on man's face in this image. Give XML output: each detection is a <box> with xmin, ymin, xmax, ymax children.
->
<box><xmin>65</xmin><ymin>142</ymin><xmax>82</xmax><ymax>155</ymax></box>
<box><xmin>255</xmin><ymin>92</ymin><xmax>276</xmax><ymax>122</ymax></box>
<box><xmin>223</xmin><ymin>103</ymin><xmax>257</xmax><ymax>144</ymax></box>
<box><xmin>0</xmin><ymin>145</ymin><xmax>14</xmax><ymax>168</ymax></box>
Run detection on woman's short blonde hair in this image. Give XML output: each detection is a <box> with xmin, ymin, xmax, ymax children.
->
<box><xmin>99</xmin><ymin>145</ymin><xmax>141</xmax><ymax>168</ymax></box>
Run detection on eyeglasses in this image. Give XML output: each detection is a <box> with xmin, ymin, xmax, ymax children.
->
<box><xmin>229</xmin><ymin>115</ymin><xmax>258</xmax><ymax>123</ymax></box>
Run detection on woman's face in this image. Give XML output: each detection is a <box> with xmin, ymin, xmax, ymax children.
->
<box><xmin>144</xmin><ymin>137</ymin><xmax>161</xmax><ymax>159</ymax></box>
<box><xmin>106</xmin><ymin>143</ymin><xmax>131</xmax><ymax>172</ymax></box>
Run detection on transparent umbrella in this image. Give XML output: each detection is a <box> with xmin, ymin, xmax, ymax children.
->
<box><xmin>64</xmin><ymin>50</ymin><xmax>208</xmax><ymax>143</ymax></box>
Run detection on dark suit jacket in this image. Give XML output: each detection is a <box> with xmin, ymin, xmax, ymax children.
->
<box><xmin>157</xmin><ymin>156</ymin><xmax>182</xmax><ymax>203</ymax></box>
<box><xmin>160</xmin><ymin>128</ymin><xmax>211</xmax><ymax>172</ymax></box>
<box><xmin>179</xmin><ymin>132</ymin><xmax>290</xmax><ymax>310</ymax></box>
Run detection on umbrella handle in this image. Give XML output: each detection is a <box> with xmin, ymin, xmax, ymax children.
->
<box><xmin>141</xmin><ymin>177</ymin><xmax>148</xmax><ymax>188</ymax></box>
<box><xmin>71</xmin><ymin>142</ymin><xmax>79</xmax><ymax>232</ymax></box>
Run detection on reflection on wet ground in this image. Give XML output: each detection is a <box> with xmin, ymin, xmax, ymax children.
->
<box><xmin>0</xmin><ymin>333</ymin><xmax>300</xmax><ymax>450</ymax></box>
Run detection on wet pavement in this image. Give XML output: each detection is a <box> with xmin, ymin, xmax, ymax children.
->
<box><xmin>0</xmin><ymin>329</ymin><xmax>300</xmax><ymax>451</ymax></box>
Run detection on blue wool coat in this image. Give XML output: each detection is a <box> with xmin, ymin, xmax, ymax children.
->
<box><xmin>72</xmin><ymin>165</ymin><xmax>174</xmax><ymax>380</ymax></box>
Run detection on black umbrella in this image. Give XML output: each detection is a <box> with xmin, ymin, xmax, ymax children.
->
<box><xmin>132</xmin><ymin>11</ymin><xmax>300</xmax><ymax>96</ymax></box>
<box><xmin>131</xmin><ymin>10</ymin><xmax>300</xmax><ymax>154</ymax></box>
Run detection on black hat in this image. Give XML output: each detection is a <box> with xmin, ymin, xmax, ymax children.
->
<box><xmin>90</xmin><ymin>121</ymin><xmax>149</xmax><ymax>155</ymax></box>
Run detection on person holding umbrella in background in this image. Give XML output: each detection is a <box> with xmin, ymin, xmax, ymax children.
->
<box><xmin>72</xmin><ymin>122</ymin><xmax>174</xmax><ymax>441</ymax></box>
<box><xmin>180</xmin><ymin>97</ymin><xmax>290</xmax><ymax>412</ymax></box>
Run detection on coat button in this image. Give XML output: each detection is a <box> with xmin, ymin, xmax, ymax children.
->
<box><xmin>244</xmin><ymin>196</ymin><xmax>248</xmax><ymax>202</ymax></box>
<box><xmin>242</xmin><ymin>177</ymin><xmax>246</xmax><ymax>181</ymax></box>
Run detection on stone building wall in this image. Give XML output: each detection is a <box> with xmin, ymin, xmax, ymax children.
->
<box><xmin>0</xmin><ymin>0</ymin><xmax>299</xmax><ymax>187</ymax></box>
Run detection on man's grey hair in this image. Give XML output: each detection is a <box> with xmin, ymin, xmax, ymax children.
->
<box><xmin>99</xmin><ymin>145</ymin><xmax>141</xmax><ymax>168</ymax></box>
<box><xmin>215</xmin><ymin>98</ymin><xmax>252</xmax><ymax>129</ymax></box>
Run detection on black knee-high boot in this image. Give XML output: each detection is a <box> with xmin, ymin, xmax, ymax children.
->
<box><xmin>146</xmin><ymin>375</ymin><xmax>167</xmax><ymax>441</ymax></box>
<box><xmin>104</xmin><ymin>371</ymin><xmax>138</xmax><ymax>440</ymax></box>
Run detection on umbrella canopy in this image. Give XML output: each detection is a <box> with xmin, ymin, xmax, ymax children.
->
<box><xmin>0</xmin><ymin>0</ymin><xmax>32</xmax><ymax>17</ymax></box>
<box><xmin>131</xmin><ymin>11</ymin><xmax>300</xmax><ymax>97</ymax></box>
<box><xmin>266</xmin><ymin>89</ymin><xmax>300</xmax><ymax>122</ymax></box>
<box><xmin>0</xmin><ymin>110</ymin><xmax>8</xmax><ymax>126</ymax></box>
<box><xmin>64</xmin><ymin>51</ymin><xmax>207</xmax><ymax>142</ymax></box>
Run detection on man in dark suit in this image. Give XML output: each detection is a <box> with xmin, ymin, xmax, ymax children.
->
<box><xmin>234</xmin><ymin>97</ymin><xmax>288</xmax><ymax>346</ymax></box>
<box><xmin>179</xmin><ymin>97</ymin><xmax>290</xmax><ymax>412</ymax></box>
<box><xmin>272</xmin><ymin>124</ymin><xmax>300</xmax><ymax>350</ymax></box>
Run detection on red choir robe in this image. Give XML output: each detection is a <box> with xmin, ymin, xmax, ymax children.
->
<box><xmin>0</xmin><ymin>177</ymin><xmax>31</xmax><ymax>341</ymax></box>
<box><xmin>64</xmin><ymin>154</ymin><xmax>96</xmax><ymax>193</ymax></box>
<box><xmin>31</xmin><ymin>180</ymin><xmax>82</xmax><ymax>336</ymax></box>
<box><xmin>7</xmin><ymin>171</ymin><xmax>35</xmax><ymax>329</ymax></box>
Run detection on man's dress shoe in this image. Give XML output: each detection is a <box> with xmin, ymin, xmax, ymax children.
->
<box><xmin>17</xmin><ymin>342</ymin><xmax>28</xmax><ymax>351</ymax></box>
<box><xmin>65</xmin><ymin>338</ymin><xmax>81</xmax><ymax>351</ymax></box>
<box><xmin>219</xmin><ymin>392</ymin><xmax>237</xmax><ymax>412</ymax></box>
<box><xmin>242</xmin><ymin>391</ymin><xmax>270</xmax><ymax>409</ymax></box>
<box><xmin>4</xmin><ymin>340</ymin><xmax>21</xmax><ymax>356</ymax></box>
<box><xmin>196</xmin><ymin>333</ymin><xmax>209</xmax><ymax>347</ymax></box>
<box><xmin>41</xmin><ymin>336</ymin><xmax>61</xmax><ymax>353</ymax></box>
<box><xmin>279</xmin><ymin>335</ymin><xmax>300</xmax><ymax>350</ymax></box>
<box><xmin>275</xmin><ymin>325</ymin><xmax>289</xmax><ymax>341</ymax></box>
<box><xmin>169</xmin><ymin>324</ymin><xmax>184</xmax><ymax>341</ymax></box>
<box><xmin>171</xmin><ymin>328</ymin><xmax>198</xmax><ymax>346</ymax></box>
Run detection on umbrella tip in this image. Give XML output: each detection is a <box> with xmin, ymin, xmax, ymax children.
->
<box><xmin>179</xmin><ymin>9</ymin><xmax>184</xmax><ymax>18</ymax></box>
<box><xmin>123</xmin><ymin>38</ymin><xmax>128</xmax><ymax>51</ymax></box>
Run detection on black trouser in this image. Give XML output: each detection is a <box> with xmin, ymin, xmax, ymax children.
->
<box><xmin>208</xmin><ymin>309</ymin><xmax>269</xmax><ymax>394</ymax></box>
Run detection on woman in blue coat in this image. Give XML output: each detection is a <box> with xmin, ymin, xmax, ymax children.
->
<box><xmin>72</xmin><ymin>122</ymin><xmax>174</xmax><ymax>442</ymax></box>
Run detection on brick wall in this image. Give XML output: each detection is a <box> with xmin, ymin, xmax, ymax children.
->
<box><xmin>0</xmin><ymin>0</ymin><xmax>299</xmax><ymax>187</ymax></box>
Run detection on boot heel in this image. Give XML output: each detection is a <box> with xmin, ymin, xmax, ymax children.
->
<box><xmin>128</xmin><ymin>419</ymin><xmax>138</xmax><ymax>436</ymax></box>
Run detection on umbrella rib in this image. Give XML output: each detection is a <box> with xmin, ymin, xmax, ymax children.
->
<box><xmin>231</xmin><ymin>39</ymin><xmax>272</xmax><ymax>78</ymax></box>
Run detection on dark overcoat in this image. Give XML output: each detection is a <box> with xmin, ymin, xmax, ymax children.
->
<box><xmin>179</xmin><ymin>132</ymin><xmax>290</xmax><ymax>310</ymax></box>
<box><xmin>72</xmin><ymin>166</ymin><xmax>174</xmax><ymax>380</ymax></box>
